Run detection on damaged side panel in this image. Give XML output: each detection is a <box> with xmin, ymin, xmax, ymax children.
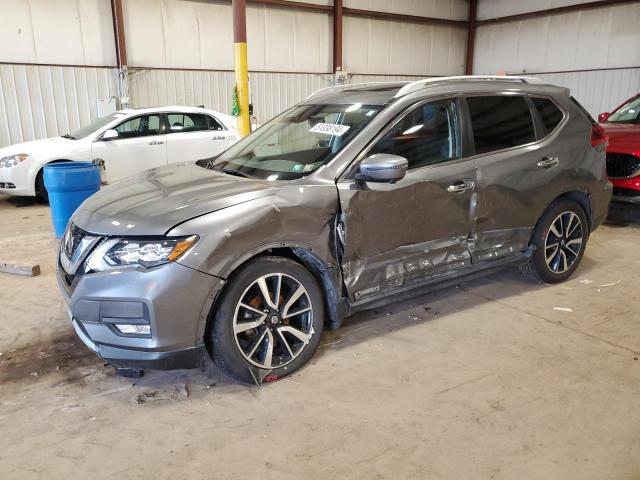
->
<box><xmin>336</xmin><ymin>161</ymin><xmax>477</xmax><ymax>302</ymax></box>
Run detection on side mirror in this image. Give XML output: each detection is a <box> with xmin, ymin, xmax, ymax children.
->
<box><xmin>356</xmin><ymin>154</ymin><xmax>408</xmax><ymax>183</ymax></box>
<box><xmin>598</xmin><ymin>112</ymin><xmax>610</xmax><ymax>123</ymax></box>
<box><xmin>101</xmin><ymin>129</ymin><xmax>119</xmax><ymax>141</ymax></box>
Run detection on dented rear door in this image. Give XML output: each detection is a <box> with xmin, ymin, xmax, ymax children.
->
<box><xmin>336</xmin><ymin>97</ymin><xmax>476</xmax><ymax>302</ymax></box>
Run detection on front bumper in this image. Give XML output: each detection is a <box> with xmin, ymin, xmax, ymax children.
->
<box><xmin>0</xmin><ymin>162</ymin><xmax>36</xmax><ymax>196</ymax></box>
<box><xmin>610</xmin><ymin>178</ymin><xmax>640</xmax><ymax>204</ymax></box>
<box><xmin>57</xmin><ymin>254</ymin><xmax>222</xmax><ymax>370</ymax></box>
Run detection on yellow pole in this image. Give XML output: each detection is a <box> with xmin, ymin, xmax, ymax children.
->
<box><xmin>233</xmin><ymin>0</ymin><xmax>250</xmax><ymax>138</ymax></box>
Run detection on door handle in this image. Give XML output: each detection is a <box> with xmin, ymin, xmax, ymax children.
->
<box><xmin>212</xmin><ymin>135</ymin><xmax>226</xmax><ymax>141</ymax></box>
<box><xmin>148</xmin><ymin>140</ymin><xmax>165</xmax><ymax>146</ymax></box>
<box><xmin>537</xmin><ymin>156</ymin><xmax>559</xmax><ymax>169</ymax></box>
<box><xmin>446</xmin><ymin>180</ymin><xmax>475</xmax><ymax>193</ymax></box>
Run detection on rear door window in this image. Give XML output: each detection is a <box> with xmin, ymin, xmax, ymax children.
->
<box><xmin>532</xmin><ymin>97</ymin><xmax>564</xmax><ymax>133</ymax></box>
<box><xmin>466</xmin><ymin>95</ymin><xmax>536</xmax><ymax>154</ymax></box>
<box><xmin>167</xmin><ymin>113</ymin><xmax>214</xmax><ymax>133</ymax></box>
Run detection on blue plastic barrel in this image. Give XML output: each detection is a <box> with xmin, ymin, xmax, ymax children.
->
<box><xmin>44</xmin><ymin>162</ymin><xmax>101</xmax><ymax>237</ymax></box>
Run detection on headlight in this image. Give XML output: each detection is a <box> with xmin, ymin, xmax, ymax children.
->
<box><xmin>86</xmin><ymin>235</ymin><xmax>198</xmax><ymax>272</ymax></box>
<box><xmin>0</xmin><ymin>153</ymin><xmax>29</xmax><ymax>168</ymax></box>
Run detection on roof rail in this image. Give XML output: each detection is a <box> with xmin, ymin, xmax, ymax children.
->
<box><xmin>394</xmin><ymin>75</ymin><xmax>542</xmax><ymax>98</ymax></box>
<box><xmin>306</xmin><ymin>81</ymin><xmax>410</xmax><ymax>100</ymax></box>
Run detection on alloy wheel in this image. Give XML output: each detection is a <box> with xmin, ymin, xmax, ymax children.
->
<box><xmin>233</xmin><ymin>273</ymin><xmax>314</xmax><ymax>369</ymax></box>
<box><xmin>544</xmin><ymin>211</ymin><xmax>584</xmax><ymax>274</ymax></box>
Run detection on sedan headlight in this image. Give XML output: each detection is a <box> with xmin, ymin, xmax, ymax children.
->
<box><xmin>86</xmin><ymin>235</ymin><xmax>198</xmax><ymax>272</ymax></box>
<box><xmin>0</xmin><ymin>153</ymin><xmax>29</xmax><ymax>168</ymax></box>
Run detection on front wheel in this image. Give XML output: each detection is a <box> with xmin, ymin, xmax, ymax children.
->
<box><xmin>520</xmin><ymin>199</ymin><xmax>588</xmax><ymax>283</ymax></box>
<box><xmin>35</xmin><ymin>170</ymin><xmax>49</xmax><ymax>203</ymax></box>
<box><xmin>209</xmin><ymin>256</ymin><xmax>324</xmax><ymax>383</ymax></box>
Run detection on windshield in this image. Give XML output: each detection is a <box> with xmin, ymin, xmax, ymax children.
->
<box><xmin>66</xmin><ymin>113</ymin><xmax>128</xmax><ymax>139</ymax></box>
<box><xmin>607</xmin><ymin>96</ymin><xmax>640</xmax><ymax>124</ymax></box>
<box><xmin>199</xmin><ymin>103</ymin><xmax>383</xmax><ymax>180</ymax></box>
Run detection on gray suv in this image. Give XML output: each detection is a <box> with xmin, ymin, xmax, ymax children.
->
<box><xmin>56</xmin><ymin>76</ymin><xmax>612</xmax><ymax>383</ymax></box>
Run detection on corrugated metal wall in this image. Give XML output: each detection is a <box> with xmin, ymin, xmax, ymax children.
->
<box><xmin>0</xmin><ymin>64</ymin><xmax>118</xmax><ymax>147</ymax></box>
<box><xmin>536</xmin><ymin>68</ymin><xmax>640</xmax><ymax>117</ymax></box>
<box><xmin>472</xmin><ymin>1</ymin><xmax>640</xmax><ymax>116</ymax></box>
<box><xmin>343</xmin><ymin>17</ymin><xmax>467</xmax><ymax>76</ymax></box>
<box><xmin>0</xmin><ymin>0</ymin><xmax>469</xmax><ymax>147</ymax></box>
<box><xmin>128</xmin><ymin>69</ymin><xmax>334</xmax><ymax>124</ymax></box>
<box><xmin>123</xmin><ymin>0</ymin><xmax>332</xmax><ymax>73</ymax></box>
<box><xmin>0</xmin><ymin>0</ymin><xmax>116</xmax><ymax>66</ymax></box>
<box><xmin>474</xmin><ymin>2</ymin><xmax>640</xmax><ymax>74</ymax></box>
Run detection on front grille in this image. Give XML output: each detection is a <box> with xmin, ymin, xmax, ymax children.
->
<box><xmin>606</xmin><ymin>153</ymin><xmax>640</xmax><ymax>178</ymax></box>
<box><xmin>64</xmin><ymin>223</ymin><xmax>90</xmax><ymax>258</ymax></box>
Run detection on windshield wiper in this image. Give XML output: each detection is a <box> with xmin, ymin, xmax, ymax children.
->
<box><xmin>61</xmin><ymin>133</ymin><xmax>75</xmax><ymax>140</ymax></box>
<box><xmin>221</xmin><ymin>168</ymin><xmax>254</xmax><ymax>179</ymax></box>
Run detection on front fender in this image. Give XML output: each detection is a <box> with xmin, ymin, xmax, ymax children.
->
<box><xmin>169</xmin><ymin>184</ymin><xmax>340</xmax><ymax>279</ymax></box>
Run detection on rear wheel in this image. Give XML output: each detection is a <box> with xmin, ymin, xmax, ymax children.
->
<box><xmin>35</xmin><ymin>170</ymin><xmax>49</xmax><ymax>203</ymax></box>
<box><xmin>520</xmin><ymin>199</ymin><xmax>588</xmax><ymax>283</ymax></box>
<box><xmin>209</xmin><ymin>256</ymin><xmax>324</xmax><ymax>383</ymax></box>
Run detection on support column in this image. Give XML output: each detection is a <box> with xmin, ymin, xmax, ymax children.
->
<box><xmin>333</xmin><ymin>0</ymin><xmax>343</xmax><ymax>78</ymax></box>
<box><xmin>465</xmin><ymin>0</ymin><xmax>477</xmax><ymax>75</ymax></box>
<box><xmin>110</xmin><ymin>0</ymin><xmax>129</xmax><ymax>108</ymax></box>
<box><xmin>233</xmin><ymin>0</ymin><xmax>251</xmax><ymax>137</ymax></box>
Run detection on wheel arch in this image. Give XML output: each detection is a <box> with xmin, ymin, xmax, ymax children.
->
<box><xmin>35</xmin><ymin>159</ymin><xmax>74</xmax><ymax>193</ymax></box>
<box><xmin>203</xmin><ymin>244</ymin><xmax>347</xmax><ymax>349</ymax></box>
<box><xmin>537</xmin><ymin>189</ymin><xmax>593</xmax><ymax>234</ymax></box>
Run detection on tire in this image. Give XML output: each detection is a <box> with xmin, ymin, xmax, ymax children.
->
<box><xmin>35</xmin><ymin>169</ymin><xmax>49</xmax><ymax>204</ymax></box>
<box><xmin>520</xmin><ymin>199</ymin><xmax>589</xmax><ymax>284</ymax></box>
<box><xmin>209</xmin><ymin>256</ymin><xmax>324</xmax><ymax>383</ymax></box>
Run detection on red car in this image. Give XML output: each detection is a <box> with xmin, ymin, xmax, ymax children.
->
<box><xmin>599</xmin><ymin>94</ymin><xmax>640</xmax><ymax>203</ymax></box>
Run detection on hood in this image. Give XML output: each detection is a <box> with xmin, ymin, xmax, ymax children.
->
<box><xmin>601</xmin><ymin>122</ymin><xmax>640</xmax><ymax>155</ymax></box>
<box><xmin>0</xmin><ymin>136</ymin><xmax>75</xmax><ymax>157</ymax></box>
<box><xmin>72</xmin><ymin>162</ymin><xmax>278</xmax><ymax>236</ymax></box>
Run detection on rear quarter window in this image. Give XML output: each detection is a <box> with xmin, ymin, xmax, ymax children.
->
<box><xmin>466</xmin><ymin>95</ymin><xmax>536</xmax><ymax>155</ymax></box>
<box><xmin>532</xmin><ymin>97</ymin><xmax>564</xmax><ymax>133</ymax></box>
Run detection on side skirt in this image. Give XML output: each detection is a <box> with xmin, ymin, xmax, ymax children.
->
<box><xmin>346</xmin><ymin>247</ymin><xmax>534</xmax><ymax>316</ymax></box>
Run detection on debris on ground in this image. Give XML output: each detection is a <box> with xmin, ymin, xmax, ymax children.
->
<box><xmin>579</xmin><ymin>279</ymin><xmax>594</xmax><ymax>285</ymax></box>
<box><xmin>553</xmin><ymin>307</ymin><xmax>573</xmax><ymax>313</ymax></box>
<box><xmin>30</xmin><ymin>372</ymin><xmax>38</xmax><ymax>377</ymax></box>
<box><xmin>432</xmin><ymin>311</ymin><xmax>441</xmax><ymax>318</ymax></box>
<box><xmin>599</xmin><ymin>281</ymin><xmax>621</xmax><ymax>287</ymax></box>
<box><xmin>408</xmin><ymin>314</ymin><xmax>420</xmax><ymax>321</ymax></box>
<box><xmin>200</xmin><ymin>383</ymin><xmax>217</xmax><ymax>390</ymax></box>
<box><xmin>0</xmin><ymin>261</ymin><xmax>40</xmax><ymax>277</ymax></box>
<box><xmin>134</xmin><ymin>384</ymin><xmax>189</xmax><ymax>404</ymax></box>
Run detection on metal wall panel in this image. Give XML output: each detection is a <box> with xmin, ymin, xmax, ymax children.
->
<box><xmin>478</xmin><ymin>0</ymin><xmax>604</xmax><ymax>20</ymax></box>
<box><xmin>123</xmin><ymin>0</ymin><xmax>332</xmax><ymax>73</ymax></box>
<box><xmin>474</xmin><ymin>3</ymin><xmax>640</xmax><ymax>74</ymax></box>
<box><xmin>0</xmin><ymin>0</ymin><xmax>116</xmax><ymax>66</ymax></box>
<box><xmin>128</xmin><ymin>69</ymin><xmax>333</xmax><ymax>124</ymax></box>
<box><xmin>0</xmin><ymin>64</ymin><xmax>118</xmax><ymax>147</ymax></box>
<box><xmin>345</xmin><ymin>0</ymin><xmax>469</xmax><ymax>20</ymax></box>
<box><xmin>343</xmin><ymin>16</ymin><xmax>467</xmax><ymax>75</ymax></box>
<box><xmin>536</xmin><ymin>68</ymin><xmax>640</xmax><ymax>117</ymax></box>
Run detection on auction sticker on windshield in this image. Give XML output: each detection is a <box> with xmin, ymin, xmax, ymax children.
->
<box><xmin>310</xmin><ymin>123</ymin><xmax>351</xmax><ymax>136</ymax></box>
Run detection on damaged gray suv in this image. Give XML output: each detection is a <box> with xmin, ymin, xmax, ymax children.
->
<box><xmin>57</xmin><ymin>76</ymin><xmax>612</xmax><ymax>382</ymax></box>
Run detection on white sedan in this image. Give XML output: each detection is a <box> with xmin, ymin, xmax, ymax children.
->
<box><xmin>0</xmin><ymin>106</ymin><xmax>240</xmax><ymax>201</ymax></box>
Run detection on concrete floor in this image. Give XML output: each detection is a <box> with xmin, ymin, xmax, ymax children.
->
<box><xmin>1</xmin><ymin>194</ymin><xmax>639</xmax><ymax>480</ymax></box>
